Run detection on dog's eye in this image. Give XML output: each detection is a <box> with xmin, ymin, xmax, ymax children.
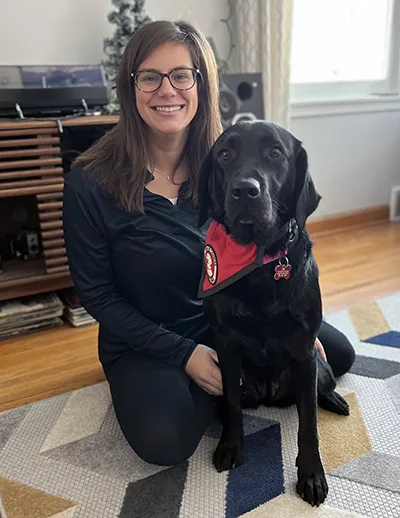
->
<box><xmin>269</xmin><ymin>147</ymin><xmax>283</xmax><ymax>159</ymax></box>
<box><xmin>219</xmin><ymin>150</ymin><xmax>231</xmax><ymax>162</ymax></box>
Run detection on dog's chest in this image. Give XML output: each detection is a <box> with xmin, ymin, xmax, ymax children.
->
<box><xmin>214</xmin><ymin>281</ymin><xmax>316</xmax><ymax>364</ymax></box>
<box><xmin>241</xmin><ymin>345</ymin><xmax>294</xmax><ymax>407</ymax></box>
<box><xmin>242</xmin><ymin>336</ymin><xmax>291</xmax><ymax>368</ymax></box>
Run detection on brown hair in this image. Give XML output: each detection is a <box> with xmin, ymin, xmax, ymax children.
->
<box><xmin>74</xmin><ymin>20</ymin><xmax>222</xmax><ymax>212</ymax></box>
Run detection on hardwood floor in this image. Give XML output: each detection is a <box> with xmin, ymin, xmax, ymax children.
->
<box><xmin>313</xmin><ymin>221</ymin><xmax>400</xmax><ymax>313</ymax></box>
<box><xmin>0</xmin><ymin>221</ymin><xmax>399</xmax><ymax>413</ymax></box>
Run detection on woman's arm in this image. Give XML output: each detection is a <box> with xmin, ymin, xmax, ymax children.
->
<box><xmin>62</xmin><ymin>169</ymin><xmax>196</xmax><ymax>369</ymax></box>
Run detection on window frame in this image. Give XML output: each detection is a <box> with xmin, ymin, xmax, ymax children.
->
<box><xmin>289</xmin><ymin>0</ymin><xmax>400</xmax><ymax>114</ymax></box>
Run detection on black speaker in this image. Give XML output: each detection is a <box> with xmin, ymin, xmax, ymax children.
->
<box><xmin>219</xmin><ymin>73</ymin><xmax>264</xmax><ymax>129</ymax></box>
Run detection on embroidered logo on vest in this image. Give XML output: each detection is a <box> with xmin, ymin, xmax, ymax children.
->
<box><xmin>204</xmin><ymin>245</ymin><xmax>218</xmax><ymax>285</ymax></box>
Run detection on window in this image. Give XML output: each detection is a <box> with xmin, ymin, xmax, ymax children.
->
<box><xmin>290</xmin><ymin>0</ymin><xmax>400</xmax><ymax>103</ymax></box>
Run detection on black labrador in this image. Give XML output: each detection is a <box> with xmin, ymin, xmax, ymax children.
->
<box><xmin>197</xmin><ymin>121</ymin><xmax>349</xmax><ymax>507</ymax></box>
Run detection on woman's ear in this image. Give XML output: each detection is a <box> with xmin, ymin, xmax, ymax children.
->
<box><xmin>197</xmin><ymin>149</ymin><xmax>214</xmax><ymax>228</ymax></box>
<box><xmin>295</xmin><ymin>146</ymin><xmax>321</xmax><ymax>231</ymax></box>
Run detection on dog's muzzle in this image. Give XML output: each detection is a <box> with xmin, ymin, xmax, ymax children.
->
<box><xmin>231</xmin><ymin>177</ymin><xmax>261</xmax><ymax>201</ymax></box>
<box><xmin>227</xmin><ymin>175</ymin><xmax>270</xmax><ymax>226</ymax></box>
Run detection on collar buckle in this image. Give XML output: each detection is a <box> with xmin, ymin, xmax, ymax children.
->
<box><xmin>287</xmin><ymin>218</ymin><xmax>297</xmax><ymax>243</ymax></box>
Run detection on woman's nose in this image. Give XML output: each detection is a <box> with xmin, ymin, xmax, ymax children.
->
<box><xmin>157</xmin><ymin>77</ymin><xmax>176</xmax><ymax>96</ymax></box>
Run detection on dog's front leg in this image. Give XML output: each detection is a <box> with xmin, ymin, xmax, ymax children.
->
<box><xmin>213</xmin><ymin>336</ymin><xmax>244</xmax><ymax>472</ymax></box>
<box><xmin>292</xmin><ymin>350</ymin><xmax>328</xmax><ymax>506</ymax></box>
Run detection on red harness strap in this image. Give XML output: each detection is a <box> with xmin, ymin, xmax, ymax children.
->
<box><xmin>198</xmin><ymin>221</ymin><xmax>288</xmax><ymax>299</ymax></box>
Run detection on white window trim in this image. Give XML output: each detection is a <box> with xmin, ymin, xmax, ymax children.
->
<box><xmin>290</xmin><ymin>0</ymin><xmax>400</xmax><ymax>117</ymax></box>
<box><xmin>290</xmin><ymin>95</ymin><xmax>400</xmax><ymax>119</ymax></box>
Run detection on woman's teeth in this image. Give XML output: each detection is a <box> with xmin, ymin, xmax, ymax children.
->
<box><xmin>154</xmin><ymin>106</ymin><xmax>183</xmax><ymax>112</ymax></box>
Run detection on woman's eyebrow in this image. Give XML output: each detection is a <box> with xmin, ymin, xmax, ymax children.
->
<box><xmin>138</xmin><ymin>66</ymin><xmax>192</xmax><ymax>73</ymax></box>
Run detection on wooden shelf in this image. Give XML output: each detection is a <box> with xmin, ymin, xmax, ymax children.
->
<box><xmin>0</xmin><ymin>268</ymin><xmax>73</xmax><ymax>301</ymax></box>
<box><xmin>0</xmin><ymin>114</ymin><xmax>118</xmax><ymax>302</ymax></box>
<box><xmin>0</xmin><ymin>114</ymin><xmax>119</xmax><ymax>131</ymax></box>
<box><xmin>0</xmin><ymin>259</ymin><xmax>47</xmax><ymax>284</ymax></box>
<box><xmin>62</xmin><ymin>115</ymin><xmax>119</xmax><ymax>126</ymax></box>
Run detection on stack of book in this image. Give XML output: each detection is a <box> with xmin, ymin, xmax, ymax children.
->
<box><xmin>57</xmin><ymin>288</ymin><xmax>97</xmax><ymax>328</ymax></box>
<box><xmin>0</xmin><ymin>292</ymin><xmax>64</xmax><ymax>339</ymax></box>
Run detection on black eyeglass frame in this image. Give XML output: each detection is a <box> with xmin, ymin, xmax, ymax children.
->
<box><xmin>131</xmin><ymin>67</ymin><xmax>202</xmax><ymax>92</ymax></box>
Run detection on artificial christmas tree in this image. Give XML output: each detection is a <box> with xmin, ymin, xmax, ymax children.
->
<box><xmin>103</xmin><ymin>0</ymin><xmax>152</xmax><ymax>113</ymax></box>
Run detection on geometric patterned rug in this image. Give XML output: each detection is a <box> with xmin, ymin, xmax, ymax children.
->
<box><xmin>1</xmin><ymin>292</ymin><xmax>400</xmax><ymax>518</ymax></box>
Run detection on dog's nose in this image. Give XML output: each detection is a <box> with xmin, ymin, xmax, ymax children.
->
<box><xmin>231</xmin><ymin>178</ymin><xmax>261</xmax><ymax>200</ymax></box>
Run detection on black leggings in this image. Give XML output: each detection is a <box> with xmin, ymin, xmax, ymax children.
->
<box><xmin>105</xmin><ymin>320</ymin><xmax>355</xmax><ymax>466</ymax></box>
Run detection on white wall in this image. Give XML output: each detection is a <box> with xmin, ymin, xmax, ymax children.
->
<box><xmin>291</xmin><ymin>110</ymin><xmax>400</xmax><ymax>217</ymax></box>
<box><xmin>1</xmin><ymin>0</ymin><xmax>399</xmax><ymax>217</ymax></box>
<box><xmin>0</xmin><ymin>0</ymin><xmax>230</xmax><ymax>65</ymax></box>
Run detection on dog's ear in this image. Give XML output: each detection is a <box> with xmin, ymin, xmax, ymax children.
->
<box><xmin>197</xmin><ymin>148</ymin><xmax>214</xmax><ymax>228</ymax></box>
<box><xmin>294</xmin><ymin>146</ymin><xmax>321</xmax><ymax>231</ymax></box>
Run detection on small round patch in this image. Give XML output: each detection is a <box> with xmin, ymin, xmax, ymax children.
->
<box><xmin>204</xmin><ymin>245</ymin><xmax>218</xmax><ymax>285</ymax></box>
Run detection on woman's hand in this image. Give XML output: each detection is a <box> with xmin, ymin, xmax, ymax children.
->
<box><xmin>185</xmin><ymin>344</ymin><xmax>223</xmax><ymax>396</ymax></box>
<box><xmin>315</xmin><ymin>337</ymin><xmax>327</xmax><ymax>361</ymax></box>
<box><xmin>185</xmin><ymin>341</ymin><xmax>326</xmax><ymax>396</ymax></box>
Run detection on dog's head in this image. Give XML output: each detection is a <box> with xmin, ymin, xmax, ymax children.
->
<box><xmin>197</xmin><ymin>121</ymin><xmax>321</xmax><ymax>246</ymax></box>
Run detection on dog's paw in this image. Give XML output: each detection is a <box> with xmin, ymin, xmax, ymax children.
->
<box><xmin>318</xmin><ymin>391</ymin><xmax>350</xmax><ymax>416</ymax></box>
<box><xmin>213</xmin><ymin>440</ymin><xmax>244</xmax><ymax>472</ymax></box>
<box><xmin>296</xmin><ymin>470</ymin><xmax>328</xmax><ymax>507</ymax></box>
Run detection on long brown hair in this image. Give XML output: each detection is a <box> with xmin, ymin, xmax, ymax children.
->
<box><xmin>74</xmin><ymin>20</ymin><xmax>222</xmax><ymax>212</ymax></box>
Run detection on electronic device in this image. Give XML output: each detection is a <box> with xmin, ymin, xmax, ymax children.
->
<box><xmin>14</xmin><ymin>230</ymin><xmax>41</xmax><ymax>261</ymax></box>
<box><xmin>0</xmin><ymin>230</ymin><xmax>41</xmax><ymax>262</ymax></box>
<box><xmin>0</xmin><ymin>65</ymin><xmax>109</xmax><ymax>117</ymax></box>
<box><xmin>219</xmin><ymin>72</ymin><xmax>264</xmax><ymax>128</ymax></box>
<box><xmin>0</xmin><ymin>235</ymin><xmax>15</xmax><ymax>262</ymax></box>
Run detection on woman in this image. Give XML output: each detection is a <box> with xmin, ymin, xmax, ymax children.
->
<box><xmin>63</xmin><ymin>20</ymin><xmax>355</xmax><ymax>467</ymax></box>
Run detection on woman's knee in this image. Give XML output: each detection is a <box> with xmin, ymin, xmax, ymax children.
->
<box><xmin>320</xmin><ymin>322</ymin><xmax>356</xmax><ymax>377</ymax></box>
<box><xmin>122</xmin><ymin>416</ymin><xmax>199</xmax><ymax>466</ymax></box>
<box><xmin>334</xmin><ymin>334</ymin><xmax>356</xmax><ymax>377</ymax></box>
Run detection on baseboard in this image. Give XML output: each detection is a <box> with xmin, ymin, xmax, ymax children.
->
<box><xmin>307</xmin><ymin>205</ymin><xmax>390</xmax><ymax>235</ymax></box>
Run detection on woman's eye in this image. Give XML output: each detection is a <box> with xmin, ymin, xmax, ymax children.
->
<box><xmin>142</xmin><ymin>75</ymin><xmax>158</xmax><ymax>82</ymax></box>
<box><xmin>174</xmin><ymin>73</ymin><xmax>189</xmax><ymax>81</ymax></box>
<box><xmin>269</xmin><ymin>147</ymin><xmax>283</xmax><ymax>159</ymax></box>
<box><xmin>219</xmin><ymin>150</ymin><xmax>231</xmax><ymax>161</ymax></box>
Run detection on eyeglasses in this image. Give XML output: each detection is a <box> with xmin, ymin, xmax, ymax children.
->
<box><xmin>131</xmin><ymin>67</ymin><xmax>201</xmax><ymax>93</ymax></box>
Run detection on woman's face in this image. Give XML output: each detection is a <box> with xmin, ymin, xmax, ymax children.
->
<box><xmin>134</xmin><ymin>42</ymin><xmax>199</xmax><ymax>138</ymax></box>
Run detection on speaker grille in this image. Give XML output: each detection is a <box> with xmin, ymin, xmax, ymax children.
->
<box><xmin>219</xmin><ymin>73</ymin><xmax>264</xmax><ymax>128</ymax></box>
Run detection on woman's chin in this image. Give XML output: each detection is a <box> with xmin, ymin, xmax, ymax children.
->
<box><xmin>150</xmin><ymin>121</ymin><xmax>190</xmax><ymax>137</ymax></box>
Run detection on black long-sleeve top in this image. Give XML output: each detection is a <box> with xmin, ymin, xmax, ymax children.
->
<box><xmin>62</xmin><ymin>165</ymin><xmax>213</xmax><ymax>372</ymax></box>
